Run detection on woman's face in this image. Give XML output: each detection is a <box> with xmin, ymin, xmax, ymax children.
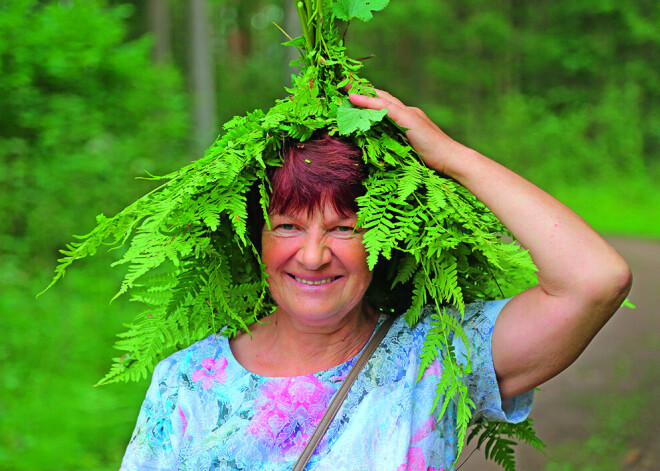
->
<box><xmin>261</xmin><ymin>204</ymin><xmax>372</xmax><ymax>326</ymax></box>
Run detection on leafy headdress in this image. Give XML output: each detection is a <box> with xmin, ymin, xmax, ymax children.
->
<box><xmin>46</xmin><ymin>1</ymin><xmax>543</xmax><ymax>468</ymax></box>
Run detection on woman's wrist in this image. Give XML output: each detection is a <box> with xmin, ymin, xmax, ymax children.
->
<box><xmin>424</xmin><ymin>142</ymin><xmax>486</xmax><ymax>184</ymax></box>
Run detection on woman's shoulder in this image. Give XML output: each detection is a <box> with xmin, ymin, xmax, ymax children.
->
<box><xmin>385</xmin><ymin>298</ymin><xmax>509</xmax><ymax>349</ymax></box>
<box><xmin>402</xmin><ymin>298</ymin><xmax>503</xmax><ymax>330</ymax></box>
<box><xmin>424</xmin><ymin>298</ymin><xmax>510</xmax><ymax>324</ymax></box>
<box><xmin>151</xmin><ymin>331</ymin><xmax>230</xmax><ymax>383</ymax></box>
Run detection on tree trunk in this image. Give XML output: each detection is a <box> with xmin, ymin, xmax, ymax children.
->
<box><xmin>189</xmin><ymin>0</ymin><xmax>218</xmax><ymax>153</ymax></box>
<box><xmin>148</xmin><ymin>0</ymin><xmax>171</xmax><ymax>64</ymax></box>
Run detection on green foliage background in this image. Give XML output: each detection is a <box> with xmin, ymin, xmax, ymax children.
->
<box><xmin>0</xmin><ymin>0</ymin><xmax>658</xmax><ymax>469</ymax></box>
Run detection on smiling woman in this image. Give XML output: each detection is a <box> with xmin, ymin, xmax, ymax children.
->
<box><xmin>236</xmin><ymin>204</ymin><xmax>377</xmax><ymax>376</ymax></box>
<box><xmin>234</xmin><ymin>132</ymin><xmax>378</xmax><ymax>375</ymax></box>
<box><xmin>119</xmin><ymin>104</ymin><xmax>630</xmax><ymax>469</ymax></box>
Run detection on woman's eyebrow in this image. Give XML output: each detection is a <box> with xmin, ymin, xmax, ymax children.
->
<box><xmin>271</xmin><ymin>211</ymin><xmax>356</xmax><ymax>224</ymax></box>
<box><xmin>332</xmin><ymin>211</ymin><xmax>357</xmax><ymax>221</ymax></box>
<box><xmin>270</xmin><ymin>212</ymin><xmax>297</xmax><ymax>220</ymax></box>
<box><xmin>330</xmin><ymin>218</ymin><xmax>354</xmax><ymax>225</ymax></box>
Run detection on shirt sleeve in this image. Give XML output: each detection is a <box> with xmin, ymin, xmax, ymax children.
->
<box><xmin>452</xmin><ymin>298</ymin><xmax>534</xmax><ymax>425</ymax></box>
<box><xmin>120</xmin><ymin>359</ymin><xmax>178</xmax><ymax>471</ymax></box>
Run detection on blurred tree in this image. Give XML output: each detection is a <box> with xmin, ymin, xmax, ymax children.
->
<box><xmin>148</xmin><ymin>0</ymin><xmax>171</xmax><ymax>63</ymax></box>
<box><xmin>282</xmin><ymin>0</ymin><xmax>303</xmax><ymax>77</ymax></box>
<box><xmin>98</xmin><ymin>0</ymin><xmax>659</xmax><ymax>191</ymax></box>
<box><xmin>189</xmin><ymin>0</ymin><xmax>218</xmax><ymax>151</ymax></box>
<box><xmin>0</xmin><ymin>0</ymin><xmax>190</xmax><ymax>266</ymax></box>
<box><xmin>211</xmin><ymin>0</ymin><xmax>290</xmax><ymax>120</ymax></box>
<box><xmin>347</xmin><ymin>0</ymin><xmax>658</xmax><ymax>189</ymax></box>
<box><xmin>0</xmin><ymin>1</ymin><xmax>190</xmax><ymax>468</ymax></box>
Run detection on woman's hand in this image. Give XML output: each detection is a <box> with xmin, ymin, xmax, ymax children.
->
<box><xmin>350</xmin><ymin>87</ymin><xmax>632</xmax><ymax>399</ymax></box>
<box><xmin>348</xmin><ymin>89</ymin><xmax>467</xmax><ymax>176</ymax></box>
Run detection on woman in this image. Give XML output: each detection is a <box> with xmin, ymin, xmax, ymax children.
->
<box><xmin>120</xmin><ymin>89</ymin><xmax>632</xmax><ymax>470</ymax></box>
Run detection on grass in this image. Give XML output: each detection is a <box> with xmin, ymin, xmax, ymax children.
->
<box><xmin>0</xmin><ymin>258</ymin><xmax>148</xmax><ymax>471</ymax></box>
<box><xmin>552</xmin><ymin>180</ymin><xmax>660</xmax><ymax>239</ymax></box>
<box><xmin>543</xmin><ymin>390</ymin><xmax>647</xmax><ymax>471</ymax></box>
<box><xmin>542</xmin><ymin>355</ymin><xmax>660</xmax><ymax>471</ymax></box>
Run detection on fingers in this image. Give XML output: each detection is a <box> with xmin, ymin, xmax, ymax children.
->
<box><xmin>370</xmin><ymin>88</ymin><xmax>405</xmax><ymax>107</ymax></box>
<box><xmin>350</xmin><ymin>93</ymin><xmax>420</xmax><ymax>131</ymax></box>
<box><xmin>343</xmin><ymin>82</ymin><xmax>405</xmax><ymax>106</ymax></box>
<box><xmin>346</xmin><ymin>88</ymin><xmax>405</xmax><ymax>108</ymax></box>
<box><xmin>347</xmin><ymin>92</ymin><xmax>390</xmax><ymax>111</ymax></box>
<box><xmin>348</xmin><ymin>88</ymin><xmax>403</xmax><ymax>111</ymax></box>
<box><xmin>345</xmin><ymin>84</ymin><xmax>430</xmax><ymax>132</ymax></box>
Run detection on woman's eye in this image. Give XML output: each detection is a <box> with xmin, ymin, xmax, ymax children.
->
<box><xmin>335</xmin><ymin>226</ymin><xmax>354</xmax><ymax>233</ymax></box>
<box><xmin>279</xmin><ymin>224</ymin><xmax>295</xmax><ymax>231</ymax></box>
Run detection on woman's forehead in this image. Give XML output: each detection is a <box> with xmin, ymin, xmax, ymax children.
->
<box><xmin>270</xmin><ymin>205</ymin><xmax>357</xmax><ymax>222</ymax></box>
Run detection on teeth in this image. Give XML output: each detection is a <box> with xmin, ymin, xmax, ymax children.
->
<box><xmin>294</xmin><ymin>276</ymin><xmax>336</xmax><ymax>285</ymax></box>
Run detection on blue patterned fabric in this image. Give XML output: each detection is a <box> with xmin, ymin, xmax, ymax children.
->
<box><xmin>120</xmin><ymin>299</ymin><xmax>533</xmax><ymax>470</ymax></box>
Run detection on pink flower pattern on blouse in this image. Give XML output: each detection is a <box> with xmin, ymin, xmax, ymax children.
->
<box><xmin>396</xmin><ymin>447</ymin><xmax>443</xmax><ymax>471</ymax></box>
<box><xmin>247</xmin><ymin>375</ymin><xmax>335</xmax><ymax>454</ymax></box>
<box><xmin>120</xmin><ymin>299</ymin><xmax>535</xmax><ymax>470</ymax></box>
<box><xmin>396</xmin><ymin>418</ymin><xmax>443</xmax><ymax>471</ymax></box>
<box><xmin>191</xmin><ymin>356</ymin><xmax>228</xmax><ymax>389</ymax></box>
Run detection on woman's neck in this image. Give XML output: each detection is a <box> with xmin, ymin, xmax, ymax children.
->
<box><xmin>230</xmin><ymin>303</ymin><xmax>379</xmax><ymax>377</ymax></box>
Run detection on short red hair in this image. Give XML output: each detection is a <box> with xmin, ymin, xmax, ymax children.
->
<box><xmin>245</xmin><ymin>132</ymin><xmax>366</xmax><ymax>253</ymax></box>
<box><xmin>268</xmin><ymin>132</ymin><xmax>366</xmax><ymax>216</ymax></box>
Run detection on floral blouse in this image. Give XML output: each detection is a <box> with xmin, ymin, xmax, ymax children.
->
<box><xmin>120</xmin><ymin>298</ymin><xmax>533</xmax><ymax>470</ymax></box>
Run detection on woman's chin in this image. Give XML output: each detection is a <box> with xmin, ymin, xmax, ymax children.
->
<box><xmin>276</xmin><ymin>299</ymin><xmax>366</xmax><ymax>327</ymax></box>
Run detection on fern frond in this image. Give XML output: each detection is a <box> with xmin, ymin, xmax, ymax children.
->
<box><xmin>391</xmin><ymin>253</ymin><xmax>418</xmax><ymax>288</ymax></box>
<box><xmin>45</xmin><ymin>2</ymin><xmax>543</xmax><ymax>467</ymax></box>
<box><xmin>396</xmin><ymin>161</ymin><xmax>425</xmax><ymax>201</ymax></box>
<box><xmin>465</xmin><ymin>419</ymin><xmax>546</xmax><ymax>471</ymax></box>
<box><xmin>404</xmin><ymin>270</ymin><xmax>427</xmax><ymax>325</ymax></box>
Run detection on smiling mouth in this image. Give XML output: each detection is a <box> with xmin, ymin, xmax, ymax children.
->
<box><xmin>290</xmin><ymin>274</ymin><xmax>340</xmax><ymax>285</ymax></box>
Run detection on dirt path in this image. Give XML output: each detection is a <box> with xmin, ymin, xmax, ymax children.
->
<box><xmin>459</xmin><ymin>237</ymin><xmax>660</xmax><ymax>471</ymax></box>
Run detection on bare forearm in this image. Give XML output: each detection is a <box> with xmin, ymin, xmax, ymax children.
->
<box><xmin>443</xmin><ymin>146</ymin><xmax>631</xmax><ymax>397</ymax></box>
<box><xmin>349</xmin><ymin>88</ymin><xmax>632</xmax><ymax>395</ymax></box>
<box><xmin>439</xmin><ymin>146</ymin><xmax>630</xmax><ymax>299</ymax></box>
<box><xmin>348</xmin><ymin>89</ymin><xmax>631</xmax><ymax>300</ymax></box>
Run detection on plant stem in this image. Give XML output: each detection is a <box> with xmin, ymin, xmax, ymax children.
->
<box><xmin>272</xmin><ymin>21</ymin><xmax>305</xmax><ymax>59</ymax></box>
<box><xmin>315</xmin><ymin>0</ymin><xmax>323</xmax><ymax>49</ymax></box>
<box><xmin>295</xmin><ymin>1</ymin><xmax>313</xmax><ymax>54</ymax></box>
<box><xmin>305</xmin><ymin>0</ymin><xmax>314</xmax><ymax>49</ymax></box>
<box><xmin>272</xmin><ymin>21</ymin><xmax>294</xmax><ymax>41</ymax></box>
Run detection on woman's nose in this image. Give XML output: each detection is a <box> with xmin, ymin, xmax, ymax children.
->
<box><xmin>296</xmin><ymin>234</ymin><xmax>331</xmax><ymax>269</ymax></box>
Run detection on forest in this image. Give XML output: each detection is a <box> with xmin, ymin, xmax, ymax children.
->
<box><xmin>1</xmin><ymin>0</ymin><xmax>658</xmax><ymax>469</ymax></box>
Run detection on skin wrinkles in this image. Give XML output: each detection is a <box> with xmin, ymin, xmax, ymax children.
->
<box><xmin>230</xmin><ymin>205</ymin><xmax>378</xmax><ymax>377</ymax></box>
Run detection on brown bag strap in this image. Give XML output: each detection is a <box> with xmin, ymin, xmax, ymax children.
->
<box><xmin>292</xmin><ymin>315</ymin><xmax>396</xmax><ymax>471</ymax></box>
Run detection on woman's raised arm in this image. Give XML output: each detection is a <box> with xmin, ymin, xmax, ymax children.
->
<box><xmin>349</xmin><ymin>89</ymin><xmax>632</xmax><ymax>399</ymax></box>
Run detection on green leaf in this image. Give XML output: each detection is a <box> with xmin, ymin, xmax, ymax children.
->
<box><xmin>337</xmin><ymin>105</ymin><xmax>388</xmax><ymax>135</ymax></box>
<box><xmin>281</xmin><ymin>36</ymin><xmax>306</xmax><ymax>48</ymax></box>
<box><xmin>622</xmin><ymin>298</ymin><xmax>636</xmax><ymax>309</ymax></box>
<box><xmin>332</xmin><ymin>0</ymin><xmax>390</xmax><ymax>22</ymax></box>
